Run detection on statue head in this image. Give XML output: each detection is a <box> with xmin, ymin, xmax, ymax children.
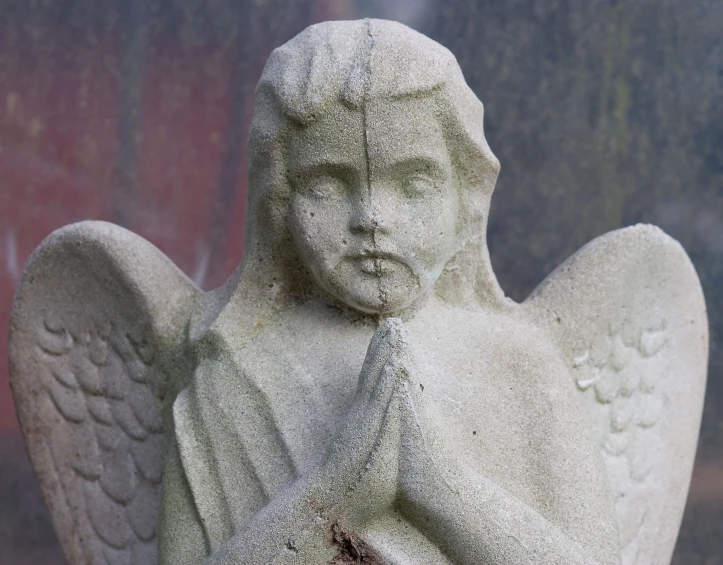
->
<box><xmin>207</xmin><ymin>19</ymin><xmax>505</xmax><ymax>332</ymax></box>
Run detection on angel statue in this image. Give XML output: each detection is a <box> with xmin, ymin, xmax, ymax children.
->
<box><xmin>8</xmin><ymin>19</ymin><xmax>708</xmax><ymax>565</ymax></box>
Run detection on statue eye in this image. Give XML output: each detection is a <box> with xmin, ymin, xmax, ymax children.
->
<box><xmin>297</xmin><ymin>175</ymin><xmax>347</xmax><ymax>200</ymax></box>
<box><xmin>402</xmin><ymin>171</ymin><xmax>437</xmax><ymax>198</ymax></box>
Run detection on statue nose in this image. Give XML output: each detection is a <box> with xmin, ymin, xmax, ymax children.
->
<box><xmin>349</xmin><ymin>193</ymin><xmax>391</xmax><ymax>235</ymax></box>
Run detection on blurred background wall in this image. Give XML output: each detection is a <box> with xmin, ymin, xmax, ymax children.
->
<box><xmin>0</xmin><ymin>0</ymin><xmax>721</xmax><ymax>563</ymax></box>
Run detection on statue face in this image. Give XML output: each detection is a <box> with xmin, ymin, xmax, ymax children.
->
<box><xmin>287</xmin><ymin>98</ymin><xmax>459</xmax><ymax>314</ymax></box>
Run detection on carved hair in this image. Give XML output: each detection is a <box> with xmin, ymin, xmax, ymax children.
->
<box><xmin>248</xmin><ymin>18</ymin><xmax>499</xmax><ymax>236</ymax></box>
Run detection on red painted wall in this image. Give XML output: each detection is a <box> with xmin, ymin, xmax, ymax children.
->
<box><xmin>0</xmin><ymin>24</ymin><xmax>257</xmax><ymax>435</ymax></box>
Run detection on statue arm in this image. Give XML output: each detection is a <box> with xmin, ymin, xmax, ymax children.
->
<box><xmin>197</xmin><ymin>471</ymin><xmax>338</xmax><ymax>565</ymax></box>
<box><xmin>160</xmin><ymin>438</ymin><xmax>340</xmax><ymax>564</ymax></box>
<box><xmin>160</xmin><ymin>414</ymin><xmax>395</xmax><ymax>565</ymax></box>
<box><xmin>160</xmin><ymin>319</ymin><xmax>408</xmax><ymax>565</ymax></box>
<box><xmin>397</xmin><ymin>377</ymin><xmax>618</xmax><ymax>565</ymax></box>
<box><xmin>159</xmin><ymin>392</ymin><xmax>345</xmax><ymax>565</ymax></box>
<box><xmin>399</xmin><ymin>454</ymin><xmax>602</xmax><ymax>565</ymax></box>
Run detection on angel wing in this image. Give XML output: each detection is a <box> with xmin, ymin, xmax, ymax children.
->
<box><xmin>524</xmin><ymin>224</ymin><xmax>708</xmax><ymax>565</ymax></box>
<box><xmin>8</xmin><ymin>221</ymin><xmax>201</xmax><ymax>565</ymax></box>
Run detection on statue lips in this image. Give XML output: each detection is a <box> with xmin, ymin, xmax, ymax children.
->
<box><xmin>352</xmin><ymin>251</ymin><xmax>410</xmax><ymax>276</ymax></box>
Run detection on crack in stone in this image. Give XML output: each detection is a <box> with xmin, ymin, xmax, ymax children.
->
<box><xmin>360</xmin><ymin>21</ymin><xmax>386</xmax><ymax>310</ymax></box>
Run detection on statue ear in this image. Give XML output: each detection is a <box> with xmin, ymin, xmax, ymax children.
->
<box><xmin>453</xmin><ymin>166</ymin><xmax>488</xmax><ymax>234</ymax></box>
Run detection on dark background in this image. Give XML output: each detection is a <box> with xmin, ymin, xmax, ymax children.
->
<box><xmin>1</xmin><ymin>1</ymin><xmax>721</xmax><ymax>563</ymax></box>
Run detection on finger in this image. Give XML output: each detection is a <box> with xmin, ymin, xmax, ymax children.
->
<box><xmin>326</xmin><ymin>361</ymin><xmax>406</xmax><ymax>480</ymax></box>
<box><xmin>381</xmin><ymin>317</ymin><xmax>408</xmax><ymax>349</ymax></box>
<box><xmin>356</xmin><ymin>322</ymin><xmax>393</xmax><ymax>396</ymax></box>
<box><xmin>381</xmin><ymin>318</ymin><xmax>412</xmax><ymax>369</ymax></box>
<box><xmin>399</xmin><ymin>391</ymin><xmax>428</xmax><ymax>466</ymax></box>
<box><xmin>370</xmin><ymin>357</ymin><xmax>405</xmax><ymax>405</ymax></box>
<box><xmin>348</xmin><ymin>359</ymin><xmax>405</xmax><ymax>455</ymax></box>
<box><xmin>357</xmin><ymin>317</ymin><xmax>407</xmax><ymax>396</ymax></box>
<box><xmin>325</xmin><ymin>379</ymin><xmax>398</xmax><ymax>476</ymax></box>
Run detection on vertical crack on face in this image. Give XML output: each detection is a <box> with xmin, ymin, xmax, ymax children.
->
<box><xmin>282</xmin><ymin>21</ymin><xmax>472</xmax><ymax>316</ymax></box>
<box><xmin>361</xmin><ymin>20</ymin><xmax>386</xmax><ymax>310</ymax></box>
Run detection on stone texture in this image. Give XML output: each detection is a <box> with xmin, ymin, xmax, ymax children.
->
<box><xmin>8</xmin><ymin>18</ymin><xmax>709</xmax><ymax>565</ymax></box>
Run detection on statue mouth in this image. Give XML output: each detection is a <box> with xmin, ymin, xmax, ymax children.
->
<box><xmin>352</xmin><ymin>252</ymin><xmax>406</xmax><ymax>275</ymax></box>
<box><xmin>359</xmin><ymin>258</ymin><xmax>385</xmax><ymax>275</ymax></box>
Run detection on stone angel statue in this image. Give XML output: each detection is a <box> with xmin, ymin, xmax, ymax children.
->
<box><xmin>8</xmin><ymin>19</ymin><xmax>707</xmax><ymax>565</ymax></box>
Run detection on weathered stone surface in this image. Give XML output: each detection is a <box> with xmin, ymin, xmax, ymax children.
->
<box><xmin>8</xmin><ymin>18</ymin><xmax>709</xmax><ymax>565</ymax></box>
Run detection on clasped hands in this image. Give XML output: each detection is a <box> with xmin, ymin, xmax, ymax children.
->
<box><xmin>306</xmin><ymin>319</ymin><xmax>599</xmax><ymax>565</ymax></box>
<box><xmin>223</xmin><ymin>319</ymin><xmax>598</xmax><ymax>565</ymax></box>
<box><xmin>314</xmin><ymin>317</ymin><xmax>451</xmax><ymax>536</ymax></box>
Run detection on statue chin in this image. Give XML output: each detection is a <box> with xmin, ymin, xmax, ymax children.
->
<box><xmin>324</xmin><ymin>280</ymin><xmax>418</xmax><ymax>315</ymax></box>
<box><xmin>320</xmin><ymin>260</ymin><xmax>424</xmax><ymax>315</ymax></box>
<box><xmin>333</xmin><ymin>292</ymin><xmax>411</xmax><ymax>316</ymax></box>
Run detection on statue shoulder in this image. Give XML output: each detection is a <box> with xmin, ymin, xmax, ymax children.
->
<box><xmin>457</xmin><ymin>307</ymin><xmax>577</xmax><ymax>389</ymax></box>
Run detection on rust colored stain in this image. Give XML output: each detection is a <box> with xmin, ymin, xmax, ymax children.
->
<box><xmin>329</xmin><ymin>523</ymin><xmax>388</xmax><ymax>565</ymax></box>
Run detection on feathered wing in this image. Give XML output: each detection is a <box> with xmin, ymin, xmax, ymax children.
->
<box><xmin>524</xmin><ymin>224</ymin><xmax>708</xmax><ymax>565</ymax></box>
<box><xmin>8</xmin><ymin>221</ymin><xmax>201</xmax><ymax>565</ymax></box>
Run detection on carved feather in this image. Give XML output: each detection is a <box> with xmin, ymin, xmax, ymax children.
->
<box><xmin>525</xmin><ymin>224</ymin><xmax>708</xmax><ymax>565</ymax></box>
<box><xmin>9</xmin><ymin>221</ymin><xmax>200</xmax><ymax>565</ymax></box>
